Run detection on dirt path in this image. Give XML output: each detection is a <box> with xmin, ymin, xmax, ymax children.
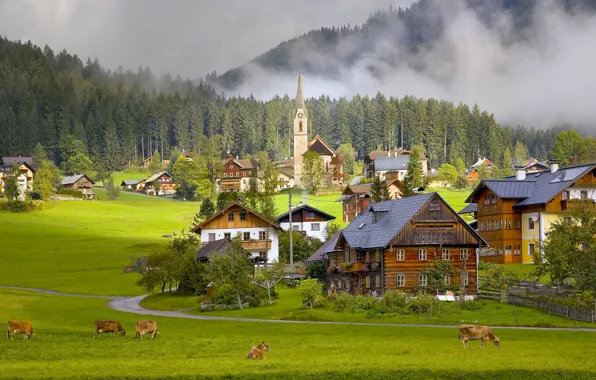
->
<box><xmin>3</xmin><ymin>285</ymin><xmax>596</xmax><ymax>332</ymax></box>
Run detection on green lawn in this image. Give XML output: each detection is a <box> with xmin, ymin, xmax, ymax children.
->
<box><xmin>0</xmin><ymin>196</ymin><xmax>198</xmax><ymax>296</ymax></box>
<box><xmin>425</xmin><ymin>186</ymin><xmax>471</xmax><ymax>214</ymax></box>
<box><xmin>1</xmin><ymin>288</ymin><xmax>596</xmax><ymax>380</ymax></box>
<box><xmin>112</xmin><ymin>169</ymin><xmax>149</xmax><ymax>185</ymax></box>
<box><xmin>274</xmin><ymin>189</ymin><xmax>344</xmax><ymax>226</ymax></box>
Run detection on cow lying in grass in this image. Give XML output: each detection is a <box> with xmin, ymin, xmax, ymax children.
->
<box><xmin>246</xmin><ymin>342</ymin><xmax>270</xmax><ymax>359</ymax></box>
<box><xmin>459</xmin><ymin>324</ymin><xmax>500</xmax><ymax>348</ymax></box>
<box><xmin>7</xmin><ymin>321</ymin><xmax>33</xmax><ymax>340</ymax></box>
<box><xmin>136</xmin><ymin>320</ymin><xmax>159</xmax><ymax>339</ymax></box>
<box><xmin>93</xmin><ymin>321</ymin><xmax>126</xmax><ymax>337</ymax></box>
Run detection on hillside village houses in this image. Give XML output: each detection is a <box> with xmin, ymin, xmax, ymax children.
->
<box><xmin>276</xmin><ymin>203</ymin><xmax>336</xmax><ymax>241</ymax></box>
<box><xmin>460</xmin><ymin>160</ymin><xmax>596</xmax><ymax>264</ymax></box>
<box><xmin>144</xmin><ymin>172</ymin><xmax>177</xmax><ymax>196</ymax></box>
<box><xmin>336</xmin><ymin>179</ymin><xmax>403</xmax><ymax>223</ymax></box>
<box><xmin>0</xmin><ymin>156</ymin><xmax>35</xmax><ymax>199</ymax></box>
<box><xmin>61</xmin><ymin>174</ymin><xmax>96</xmax><ymax>200</ymax></box>
<box><xmin>464</xmin><ymin>157</ymin><xmax>496</xmax><ymax>184</ymax></box>
<box><xmin>192</xmin><ymin>201</ymin><xmax>282</xmax><ymax>263</ymax></box>
<box><xmin>364</xmin><ymin>148</ymin><xmax>428</xmax><ymax>180</ymax></box>
<box><xmin>308</xmin><ymin>193</ymin><xmax>485</xmax><ymax>296</ymax></box>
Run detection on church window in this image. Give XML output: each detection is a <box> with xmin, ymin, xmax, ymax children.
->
<box><xmin>299</xmin><ymin>121</ymin><xmax>303</xmax><ymax>132</ymax></box>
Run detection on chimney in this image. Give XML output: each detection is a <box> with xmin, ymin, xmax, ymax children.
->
<box><xmin>515</xmin><ymin>166</ymin><xmax>526</xmax><ymax>181</ymax></box>
<box><xmin>550</xmin><ymin>159</ymin><xmax>559</xmax><ymax>173</ymax></box>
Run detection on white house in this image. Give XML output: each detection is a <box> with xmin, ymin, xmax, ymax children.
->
<box><xmin>276</xmin><ymin>203</ymin><xmax>337</xmax><ymax>241</ymax></box>
<box><xmin>192</xmin><ymin>201</ymin><xmax>281</xmax><ymax>263</ymax></box>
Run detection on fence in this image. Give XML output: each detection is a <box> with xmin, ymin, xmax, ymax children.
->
<box><xmin>477</xmin><ymin>289</ymin><xmax>507</xmax><ymax>303</ymax></box>
<box><xmin>507</xmin><ymin>293</ymin><xmax>595</xmax><ymax>323</ymax></box>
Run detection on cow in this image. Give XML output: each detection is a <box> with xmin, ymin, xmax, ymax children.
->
<box><xmin>135</xmin><ymin>320</ymin><xmax>159</xmax><ymax>339</ymax></box>
<box><xmin>459</xmin><ymin>324</ymin><xmax>500</xmax><ymax>348</ymax></box>
<box><xmin>7</xmin><ymin>321</ymin><xmax>33</xmax><ymax>340</ymax></box>
<box><xmin>246</xmin><ymin>342</ymin><xmax>270</xmax><ymax>360</ymax></box>
<box><xmin>93</xmin><ymin>321</ymin><xmax>126</xmax><ymax>337</ymax></box>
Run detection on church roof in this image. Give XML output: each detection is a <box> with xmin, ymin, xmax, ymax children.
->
<box><xmin>295</xmin><ymin>74</ymin><xmax>308</xmax><ymax>117</ymax></box>
<box><xmin>307</xmin><ymin>135</ymin><xmax>335</xmax><ymax>156</ymax></box>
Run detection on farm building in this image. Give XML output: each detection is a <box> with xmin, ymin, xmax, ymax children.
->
<box><xmin>144</xmin><ymin>172</ymin><xmax>177</xmax><ymax>196</ymax></box>
<box><xmin>61</xmin><ymin>174</ymin><xmax>95</xmax><ymax>199</ymax></box>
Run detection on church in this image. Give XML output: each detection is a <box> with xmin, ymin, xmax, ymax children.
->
<box><xmin>290</xmin><ymin>74</ymin><xmax>343</xmax><ymax>187</ymax></box>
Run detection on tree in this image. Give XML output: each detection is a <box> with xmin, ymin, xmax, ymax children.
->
<box><xmin>371</xmin><ymin>175</ymin><xmax>390</xmax><ymax>202</ymax></box>
<box><xmin>65</xmin><ymin>153</ymin><xmax>94</xmax><ymax>175</ymax></box>
<box><xmin>105</xmin><ymin>174</ymin><xmax>120</xmax><ymax>200</ymax></box>
<box><xmin>513</xmin><ymin>141</ymin><xmax>529</xmax><ymax>164</ymax></box>
<box><xmin>454</xmin><ymin>175</ymin><xmax>469</xmax><ymax>191</ymax></box>
<box><xmin>135</xmin><ymin>249</ymin><xmax>180</xmax><ymax>294</ymax></box>
<box><xmin>398</xmin><ymin>175</ymin><xmax>415</xmax><ymax>198</ymax></box>
<box><xmin>196</xmin><ymin>198</ymin><xmax>215</xmax><ymax>224</ymax></box>
<box><xmin>149</xmin><ymin>149</ymin><xmax>162</xmax><ymax>173</ymax></box>
<box><xmin>59</xmin><ymin>134</ymin><xmax>87</xmax><ymax>163</ymax></box>
<box><xmin>306</xmin><ymin>262</ymin><xmax>327</xmax><ymax>283</ymax></box>
<box><xmin>337</xmin><ymin>143</ymin><xmax>356</xmax><ymax>174</ymax></box>
<box><xmin>208</xmin><ymin>238</ymin><xmax>253</xmax><ymax>309</ymax></box>
<box><xmin>551</xmin><ymin>130</ymin><xmax>585</xmax><ymax>166</ymax></box>
<box><xmin>301</xmin><ymin>151</ymin><xmax>324</xmax><ymax>193</ymax></box>
<box><xmin>32</xmin><ymin>143</ymin><xmax>47</xmax><ymax>170</ymax></box>
<box><xmin>425</xmin><ymin>259</ymin><xmax>454</xmax><ymax>295</ymax></box>
<box><xmin>405</xmin><ymin>144</ymin><xmax>425</xmax><ymax>188</ymax></box>
<box><xmin>323</xmin><ymin>222</ymin><xmax>341</xmax><ymax>242</ymax></box>
<box><xmin>499</xmin><ymin>147</ymin><xmax>514</xmax><ymax>177</ymax></box>
<box><xmin>297</xmin><ymin>278</ymin><xmax>324</xmax><ymax>309</ymax></box>
<box><xmin>535</xmin><ymin>207</ymin><xmax>596</xmax><ymax>294</ymax></box>
<box><xmin>181</xmin><ymin>252</ymin><xmax>209</xmax><ymax>295</ymax></box>
<box><xmin>437</xmin><ymin>163</ymin><xmax>458</xmax><ymax>187</ymax></box>
<box><xmin>454</xmin><ymin>157</ymin><xmax>467</xmax><ymax>176</ymax></box>
<box><xmin>253</xmin><ymin>260</ymin><xmax>287</xmax><ymax>304</ymax></box>
<box><xmin>171</xmin><ymin>154</ymin><xmax>213</xmax><ymax>200</ymax></box>
<box><xmin>3</xmin><ymin>176</ymin><xmax>19</xmax><ymax>201</ymax></box>
<box><xmin>278</xmin><ymin>230</ymin><xmax>323</xmax><ymax>263</ymax></box>
<box><xmin>353</xmin><ymin>161</ymin><xmax>364</xmax><ymax>176</ymax></box>
<box><xmin>33</xmin><ymin>159</ymin><xmax>55</xmax><ymax>200</ymax></box>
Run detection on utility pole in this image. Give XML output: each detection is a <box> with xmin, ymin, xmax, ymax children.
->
<box><xmin>289</xmin><ymin>191</ymin><xmax>294</xmax><ymax>274</ymax></box>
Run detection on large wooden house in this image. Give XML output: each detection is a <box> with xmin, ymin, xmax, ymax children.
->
<box><xmin>325</xmin><ymin>193</ymin><xmax>485</xmax><ymax>296</ymax></box>
<box><xmin>336</xmin><ymin>179</ymin><xmax>402</xmax><ymax>223</ymax></box>
<box><xmin>217</xmin><ymin>155</ymin><xmax>260</xmax><ymax>192</ymax></box>
<box><xmin>276</xmin><ymin>203</ymin><xmax>336</xmax><ymax>241</ymax></box>
<box><xmin>192</xmin><ymin>201</ymin><xmax>282</xmax><ymax>263</ymax></box>
<box><xmin>61</xmin><ymin>174</ymin><xmax>95</xmax><ymax>199</ymax></box>
<box><xmin>145</xmin><ymin>172</ymin><xmax>177</xmax><ymax>196</ymax></box>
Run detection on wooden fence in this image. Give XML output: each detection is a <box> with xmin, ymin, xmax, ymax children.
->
<box><xmin>507</xmin><ymin>293</ymin><xmax>596</xmax><ymax>323</ymax></box>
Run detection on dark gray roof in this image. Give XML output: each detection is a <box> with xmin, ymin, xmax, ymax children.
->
<box><xmin>197</xmin><ymin>239</ymin><xmax>234</xmax><ymax>259</ymax></box>
<box><xmin>340</xmin><ymin>193</ymin><xmax>435</xmax><ymax>249</ymax></box>
<box><xmin>121</xmin><ymin>179</ymin><xmax>144</xmax><ymax>186</ymax></box>
<box><xmin>306</xmin><ymin>231</ymin><xmax>342</xmax><ymax>262</ymax></box>
<box><xmin>2</xmin><ymin>156</ymin><xmax>33</xmax><ymax>165</ymax></box>
<box><xmin>458</xmin><ymin>203</ymin><xmax>478</xmax><ymax>214</ymax></box>
<box><xmin>62</xmin><ymin>174</ymin><xmax>95</xmax><ymax>185</ymax></box>
<box><xmin>482</xmin><ymin>180</ymin><xmax>535</xmax><ymax>199</ymax></box>
<box><xmin>276</xmin><ymin>203</ymin><xmax>336</xmax><ymax>223</ymax></box>
<box><xmin>373</xmin><ymin>156</ymin><xmax>410</xmax><ymax>171</ymax></box>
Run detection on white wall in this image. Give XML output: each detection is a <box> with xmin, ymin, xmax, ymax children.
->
<box><xmin>280</xmin><ymin>221</ymin><xmax>328</xmax><ymax>241</ymax></box>
<box><xmin>568</xmin><ymin>187</ymin><xmax>596</xmax><ymax>200</ymax></box>
<box><xmin>200</xmin><ymin>227</ymin><xmax>279</xmax><ymax>263</ymax></box>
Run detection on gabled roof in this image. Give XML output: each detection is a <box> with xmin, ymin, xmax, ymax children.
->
<box><xmin>0</xmin><ymin>161</ymin><xmax>36</xmax><ymax>174</ymax></box>
<box><xmin>145</xmin><ymin>172</ymin><xmax>174</xmax><ymax>183</ymax></box>
<box><xmin>367</xmin><ymin>149</ymin><xmax>410</xmax><ymax>161</ymax></box>
<box><xmin>2</xmin><ymin>156</ymin><xmax>33</xmax><ymax>165</ymax></box>
<box><xmin>306</xmin><ymin>231</ymin><xmax>342</xmax><ymax>262</ymax></box>
<box><xmin>471</xmin><ymin>157</ymin><xmax>495</xmax><ymax>168</ymax></box>
<box><xmin>350</xmin><ymin>176</ymin><xmax>364</xmax><ymax>185</ymax></box>
<box><xmin>373</xmin><ymin>156</ymin><xmax>410</xmax><ymax>171</ymax></box>
<box><xmin>458</xmin><ymin>203</ymin><xmax>478</xmax><ymax>215</ymax></box>
<box><xmin>121</xmin><ymin>179</ymin><xmax>144</xmax><ymax>186</ymax></box>
<box><xmin>278</xmin><ymin>167</ymin><xmax>294</xmax><ymax>179</ymax></box>
<box><xmin>62</xmin><ymin>174</ymin><xmax>95</xmax><ymax>185</ymax></box>
<box><xmin>276</xmin><ymin>203</ymin><xmax>336</xmax><ymax>223</ymax></box>
<box><xmin>342</xmin><ymin>183</ymin><xmax>373</xmax><ymax>195</ymax></box>
<box><xmin>225</xmin><ymin>158</ymin><xmax>259</xmax><ymax>170</ymax></box>
<box><xmin>307</xmin><ymin>135</ymin><xmax>335</xmax><ymax>156</ymax></box>
<box><xmin>337</xmin><ymin>193</ymin><xmax>485</xmax><ymax>250</ymax></box>
<box><xmin>466</xmin><ymin>163</ymin><xmax>596</xmax><ymax>208</ymax></box>
<box><xmin>192</xmin><ymin>201</ymin><xmax>282</xmax><ymax>233</ymax></box>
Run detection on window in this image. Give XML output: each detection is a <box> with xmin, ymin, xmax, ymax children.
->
<box><xmin>235</xmin><ymin>172</ymin><xmax>239</xmax><ymax>177</ymax></box>
<box><xmin>528</xmin><ymin>243</ymin><xmax>535</xmax><ymax>257</ymax></box>
<box><xmin>563</xmin><ymin>216</ymin><xmax>571</xmax><ymax>225</ymax></box>
<box><xmin>259</xmin><ymin>252</ymin><xmax>267</xmax><ymax>260</ymax></box>
<box><xmin>492</xmin><ymin>194</ymin><xmax>497</xmax><ymax>204</ymax></box>
<box><xmin>418</xmin><ymin>248</ymin><xmax>427</xmax><ymax>261</ymax></box>
<box><xmin>444</xmin><ymin>274</ymin><xmax>451</xmax><ymax>286</ymax></box>
<box><xmin>311</xmin><ymin>223</ymin><xmax>320</xmax><ymax>231</ymax></box>
<box><xmin>224</xmin><ymin>172</ymin><xmax>228</xmax><ymax>177</ymax></box>
<box><xmin>528</xmin><ymin>217</ymin><xmax>535</xmax><ymax>229</ymax></box>
<box><xmin>299</xmin><ymin>121</ymin><xmax>303</xmax><ymax>132</ymax></box>
<box><xmin>243</xmin><ymin>232</ymin><xmax>250</xmax><ymax>241</ymax></box>
<box><xmin>418</xmin><ymin>274</ymin><xmax>428</xmax><ymax>287</ymax></box>
<box><xmin>224</xmin><ymin>232</ymin><xmax>231</xmax><ymax>240</ymax></box>
<box><xmin>365</xmin><ymin>276</ymin><xmax>370</xmax><ymax>289</ymax></box>
<box><xmin>356</xmin><ymin>251</ymin><xmax>363</xmax><ymax>262</ymax></box>
<box><xmin>441</xmin><ymin>249</ymin><xmax>450</xmax><ymax>260</ymax></box>
<box><xmin>463</xmin><ymin>273</ymin><xmax>469</xmax><ymax>286</ymax></box>
<box><xmin>396</xmin><ymin>249</ymin><xmax>405</xmax><ymax>262</ymax></box>
<box><xmin>514</xmin><ymin>219</ymin><xmax>521</xmax><ymax>229</ymax></box>
<box><xmin>240</xmin><ymin>212</ymin><xmax>246</xmax><ymax>221</ymax></box>
<box><xmin>230</xmin><ymin>165</ymin><xmax>233</xmax><ymax>169</ymax></box>
<box><xmin>208</xmin><ymin>233</ymin><xmax>216</xmax><ymax>242</ymax></box>
<box><xmin>506</xmin><ymin>219</ymin><xmax>512</xmax><ymax>229</ymax></box>
<box><xmin>396</xmin><ymin>274</ymin><xmax>406</xmax><ymax>287</ymax></box>
<box><xmin>496</xmin><ymin>220</ymin><xmax>502</xmax><ymax>230</ymax></box>
<box><xmin>429</xmin><ymin>202</ymin><xmax>440</xmax><ymax>212</ymax></box>
<box><xmin>491</xmin><ymin>221</ymin><xmax>495</xmax><ymax>231</ymax></box>
<box><xmin>484</xmin><ymin>194</ymin><xmax>490</xmax><ymax>205</ymax></box>
<box><xmin>498</xmin><ymin>246</ymin><xmax>503</xmax><ymax>256</ymax></box>
<box><xmin>374</xmin><ymin>250</ymin><xmax>380</xmax><ymax>263</ymax></box>
<box><xmin>337</xmin><ymin>280</ymin><xmax>343</xmax><ymax>290</ymax></box>
<box><xmin>581</xmin><ymin>190</ymin><xmax>588</xmax><ymax>200</ymax></box>
<box><xmin>505</xmin><ymin>245</ymin><xmax>512</xmax><ymax>255</ymax></box>
<box><xmin>242</xmin><ymin>172</ymin><xmax>246</xmax><ymax>177</ymax></box>
<box><xmin>514</xmin><ymin>245</ymin><xmax>521</xmax><ymax>255</ymax></box>
<box><xmin>329</xmin><ymin>255</ymin><xmax>337</xmax><ymax>267</ymax></box>
<box><xmin>459</xmin><ymin>248</ymin><xmax>468</xmax><ymax>260</ymax></box>
<box><xmin>376</xmin><ymin>275</ymin><xmax>381</xmax><ymax>289</ymax></box>
<box><xmin>259</xmin><ymin>231</ymin><xmax>266</xmax><ymax>240</ymax></box>
<box><xmin>228</xmin><ymin>213</ymin><xmax>234</xmax><ymax>222</ymax></box>
<box><xmin>562</xmin><ymin>191</ymin><xmax>569</xmax><ymax>200</ymax></box>
<box><xmin>306</xmin><ymin>211</ymin><xmax>315</xmax><ymax>219</ymax></box>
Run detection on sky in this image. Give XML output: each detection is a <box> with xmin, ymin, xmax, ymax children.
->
<box><xmin>0</xmin><ymin>0</ymin><xmax>413</xmax><ymax>77</ymax></box>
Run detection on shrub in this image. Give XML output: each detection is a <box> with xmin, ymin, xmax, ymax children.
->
<box><xmin>0</xmin><ymin>200</ymin><xmax>26</xmax><ymax>212</ymax></box>
<box><xmin>382</xmin><ymin>290</ymin><xmax>408</xmax><ymax>312</ymax></box>
<box><xmin>459</xmin><ymin>300</ymin><xmax>483</xmax><ymax>311</ymax></box>
<box><xmin>210</xmin><ymin>284</ymin><xmax>237</xmax><ymax>305</ymax></box>
<box><xmin>210</xmin><ymin>283</ymin><xmax>269</xmax><ymax>307</ymax></box>
<box><xmin>56</xmin><ymin>189</ymin><xmax>84</xmax><ymax>199</ymax></box>
<box><xmin>409</xmin><ymin>291</ymin><xmax>437</xmax><ymax>314</ymax></box>
<box><xmin>354</xmin><ymin>294</ymin><xmax>379</xmax><ymax>310</ymax></box>
<box><xmin>478</xmin><ymin>261</ymin><xmax>490</xmax><ymax>271</ymax></box>
<box><xmin>331</xmin><ymin>292</ymin><xmax>357</xmax><ymax>312</ymax></box>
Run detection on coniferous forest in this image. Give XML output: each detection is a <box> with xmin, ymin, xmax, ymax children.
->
<box><xmin>0</xmin><ymin>36</ymin><xmax>571</xmax><ymax>173</ymax></box>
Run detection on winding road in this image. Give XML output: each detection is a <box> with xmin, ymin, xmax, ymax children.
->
<box><xmin>2</xmin><ymin>285</ymin><xmax>595</xmax><ymax>332</ymax></box>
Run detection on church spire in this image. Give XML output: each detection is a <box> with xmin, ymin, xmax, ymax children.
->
<box><xmin>295</xmin><ymin>73</ymin><xmax>307</xmax><ymax>117</ymax></box>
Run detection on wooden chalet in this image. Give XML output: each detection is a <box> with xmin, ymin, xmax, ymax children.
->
<box><xmin>326</xmin><ymin>193</ymin><xmax>485</xmax><ymax>296</ymax></box>
<box><xmin>61</xmin><ymin>174</ymin><xmax>95</xmax><ymax>199</ymax></box>
<box><xmin>336</xmin><ymin>179</ymin><xmax>402</xmax><ymax>223</ymax></box>
<box><xmin>219</xmin><ymin>155</ymin><xmax>259</xmax><ymax>192</ymax></box>
<box><xmin>465</xmin><ymin>157</ymin><xmax>496</xmax><ymax>184</ymax></box>
<box><xmin>521</xmin><ymin>158</ymin><xmax>549</xmax><ymax>173</ymax></box>
<box><xmin>276</xmin><ymin>203</ymin><xmax>336</xmax><ymax>241</ymax></box>
<box><xmin>120</xmin><ymin>178</ymin><xmax>146</xmax><ymax>191</ymax></box>
<box><xmin>145</xmin><ymin>172</ymin><xmax>177</xmax><ymax>196</ymax></box>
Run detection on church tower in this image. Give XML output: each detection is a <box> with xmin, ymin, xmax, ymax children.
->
<box><xmin>293</xmin><ymin>74</ymin><xmax>309</xmax><ymax>187</ymax></box>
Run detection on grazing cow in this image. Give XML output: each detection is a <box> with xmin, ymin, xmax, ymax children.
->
<box><xmin>246</xmin><ymin>342</ymin><xmax>270</xmax><ymax>360</ymax></box>
<box><xmin>135</xmin><ymin>320</ymin><xmax>159</xmax><ymax>339</ymax></box>
<box><xmin>459</xmin><ymin>324</ymin><xmax>500</xmax><ymax>348</ymax></box>
<box><xmin>7</xmin><ymin>321</ymin><xmax>33</xmax><ymax>340</ymax></box>
<box><xmin>93</xmin><ymin>321</ymin><xmax>126</xmax><ymax>337</ymax></box>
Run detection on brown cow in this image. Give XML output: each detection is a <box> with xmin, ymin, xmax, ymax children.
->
<box><xmin>7</xmin><ymin>321</ymin><xmax>33</xmax><ymax>340</ymax></box>
<box><xmin>135</xmin><ymin>320</ymin><xmax>159</xmax><ymax>339</ymax></box>
<box><xmin>94</xmin><ymin>321</ymin><xmax>126</xmax><ymax>337</ymax></box>
<box><xmin>246</xmin><ymin>342</ymin><xmax>270</xmax><ymax>360</ymax></box>
<box><xmin>459</xmin><ymin>324</ymin><xmax>500</xmax><ymax>348</ymax></box>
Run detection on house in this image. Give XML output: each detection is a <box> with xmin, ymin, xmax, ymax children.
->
<box><xmin>0</xmin><ymin>161</ymin><xmax>35</xmax><ymax>193</ymax></box>
<box><xmin>142</xmin><ymin>156</ymin><xmax>170</xmax><ymax>169</ymax></box>
<box><xmin>463</xmin><ymin>161</ymin><xmax>596</xmax><ymax>264</ymax></box>
<box><xmin>120</xmin><ymin>179</ymin><xmax>146</xmax><ymax>191</ymax></box>
<box><xmin>2</xmin><ymin>156</ymin><xmax>33</xmax><ymax>166</ymax></box>
<box><xmin>217</xmin><ymin>155</ymin><xmax>260</xmax><ymax>192</ymax></box>
<box><xmin>306</xmin><ymin>231</ymin><xmax>342</xmax><ymax>264</ymax></box>
<box><xmin>325</xmin><ymin>193</ymin><xmax>484</xmax><ymax>296</ymax></box>
<box><xmin>288</xmin><ymin>74</ymin><xmax>344</xmax><ymax>187</ymax></box>
<box><xmin>336</xmin><ymin>179</ymin><xmax>402</xmax><ymax>223</ymax></box>
<box><xmin>276</xmin><ymin>168</ymin><xmax>295</xmax><ymax>192</ymax></box>
<box><xmin>465</xmin><ymin>157</ymin><xmax>497</xmax><ymax>184</ymax></box>
<box><xmin>363</xmin><ymin>149</ymin><xmax>428</xmax><ymax>179</ymax></box>
<box><xmin>276</xmin><ymin>204</ymin><xmax>336</xmax><ymax>241</ymax></box>
<box><xmin>61</xmin><ymin>174</ymin><xmax>95</xmax><ymax>199</ymax></box>
<box><xmin>144</xmin><ymin>172</ymin><xmax>177</xmax><ymax>196</ymax></box>
<box><xmin>521</xmin><ymin>158</ymin><xmax>549</xmax><ymax>173</ymax></box>
<box><xmin>192</xmin><ymin>201</ymin><xmax>282</xmax><ymax>263</ymax></box>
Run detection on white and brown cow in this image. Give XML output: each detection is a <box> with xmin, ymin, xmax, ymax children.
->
<box><xmin>459</xmin><ymin>324</ymin><xmax>500</xmax><ymax>348</ymax></box>
<box><xmin>7</xmin><ymin>321</ymin><xmax>33</xmax><ymax>340</ymax></box>
<box><xmin>135</xmin><ymin>320</ymin><xmax>159</xmax><ymax>339</ymax></box>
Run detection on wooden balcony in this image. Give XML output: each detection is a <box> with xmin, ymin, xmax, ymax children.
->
<box><xmin>241</xmin><ymin>239</ymin><xmax>273</xmax><ymax>250</ymax></box>
<box><xmin>560</xmin><ymin>199</ymin><xmax>596</xmax><ymax>212</ymax></box>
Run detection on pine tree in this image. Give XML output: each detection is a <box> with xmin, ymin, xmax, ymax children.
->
<box><xmin>406</xmin><ymin>144</ymin><xmax>425</xmax><ymax>188</ymax></box>
<box><xmin>103</xmin><ymin>122</ymin><xmax>122</xmax><ymax>172</ymax></box>
<box><xmin>149</xmin><ymin>148</ymin><xmax>162</xmax><ymax>173</ymax></box>
<box><xmin>500</xmin><ymin>147</ymin><xmax>514</xmax><ymax>177</ymax></box>
<box><xmin>371</xmin><ymin>175</ymin><xmax>390</xmax><ymax>203</ymax></box>
<box><xmin>32</xmin><ymin>143</ymin><xmax>47</xmax><ymax>170</ymax></box>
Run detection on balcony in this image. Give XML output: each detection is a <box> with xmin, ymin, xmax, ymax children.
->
<box><xmin>560</xmin><ymin>199</ymin><xmax>596</xmax><ymax>212</ymax></box>
<box><xmin>330</xmin><ymin>261</ymin><xmax>381</xmax><ymax>273</ymax></box>
<box><xmin>241</xmin><ymin>239</ymin><xmax>273</xmax><ymax>250</ymax></box>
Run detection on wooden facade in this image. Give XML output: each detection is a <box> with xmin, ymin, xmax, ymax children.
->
<box><xmin>201</xmin><ymin>204</ymin><xmax>275</xmax><ymax>230</ymax></box>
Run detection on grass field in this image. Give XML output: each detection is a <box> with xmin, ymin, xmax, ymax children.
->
<box><xmin>2</xmin><ymin>288</ymin><xmax>596</xmax><ymax>380</ymax></box>
<box><xmin>425</xmin><ymin>186</ymin><xmax>471</xmax><ymax>214</ymax></box>
<box><xmin>274</xmin><ymin>188</ymin><xmax>344</xmax><ymax>225</ymax></box>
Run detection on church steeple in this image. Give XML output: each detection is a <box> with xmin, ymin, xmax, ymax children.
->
<box><xmin>295</xmin><ymin>73</ymin><xmax>307</xmax><ymax>117</ymax></box>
